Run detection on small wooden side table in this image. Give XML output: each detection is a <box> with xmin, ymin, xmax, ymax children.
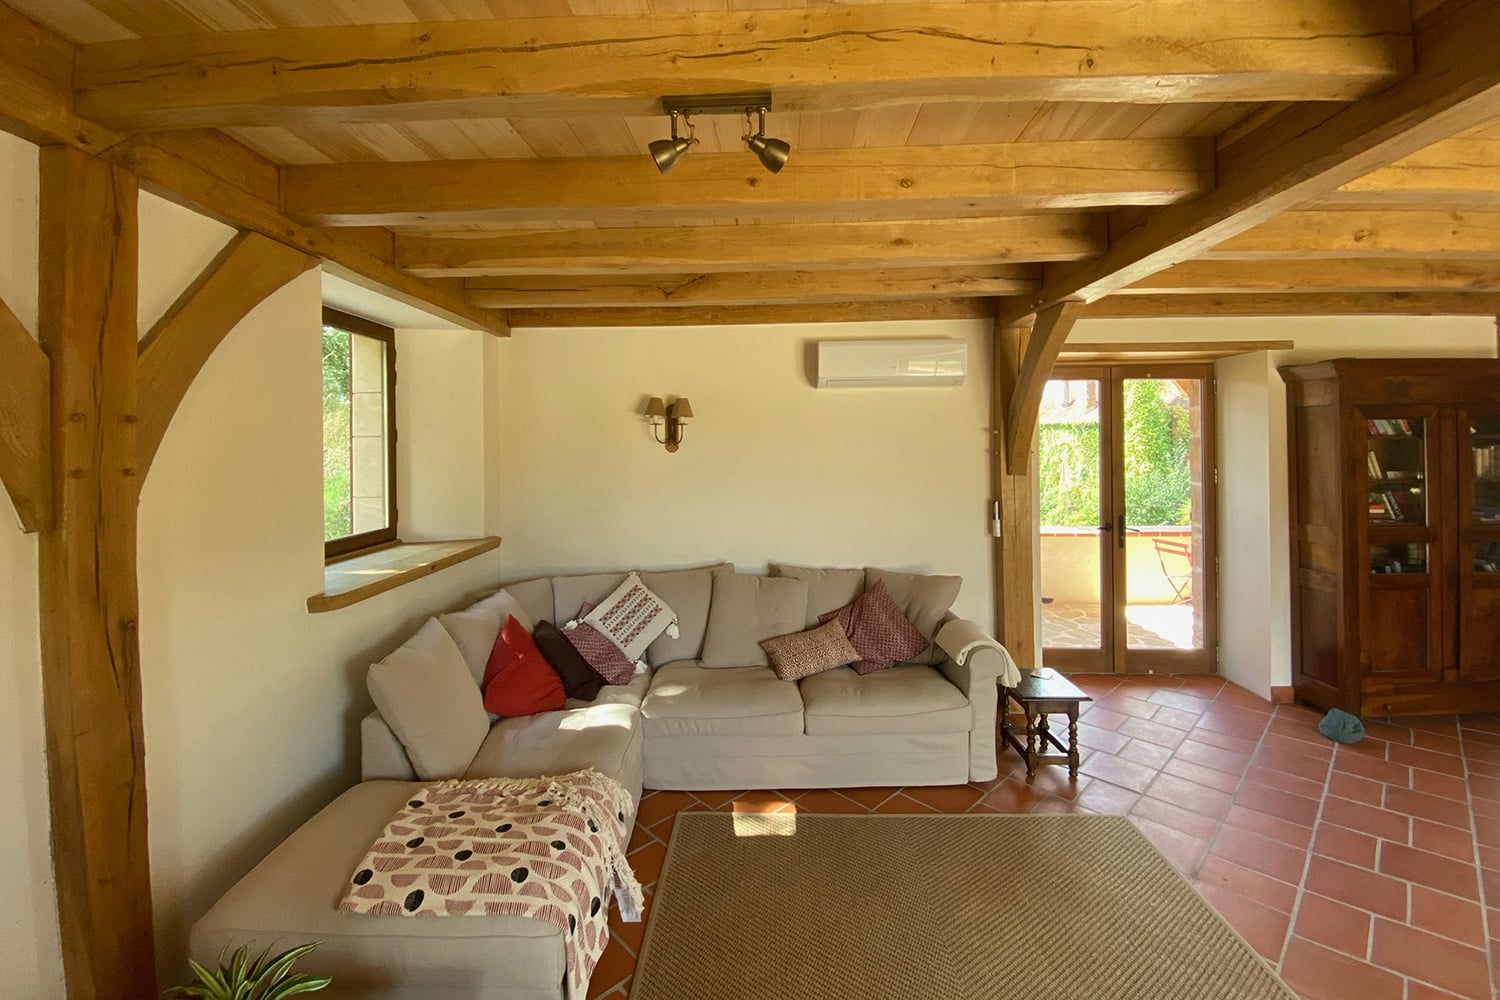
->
<box><xmin>1000</xmin><ymin>670</ymin><xmax>1092</xmax><ymax>778</ymax></box>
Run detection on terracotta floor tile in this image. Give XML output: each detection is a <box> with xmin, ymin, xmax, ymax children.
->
<box><xmin>1280</xmin><ymin>937</ymin><xmax>1405</xmax><ymax>1000</ymax></box>
<box><xmin>1292</xmin><ymin>892</ymin><xmax>1372</xmax><ymax>959</ymax></box>
<box><xmin>1197</xmin><ymin>883</ymin><xmax>1290</xmax><ymax>960</ymax></box>
<box><xmin>1409</xmin><ymin>885</ymin><xmax>1487</xmax><ymax>949</ymax></box>
<box><xmin>1303</xmin><ymin>855</ymin><xmax>1408</xmax><ymax>921</ymax></box>
<box><xmin>606</xmin><ymin>679</ymin><xmax>1500</xmax><ymax>1000</ymax></box>
<box><xmin>1378</xmin><ymin>842</ymin><xmax>1481</xmax><ymax>900</ymax></box>
<box><xmin>1371</xmin><ymin>919</ymin><xmax>1493</xmax><ymax>999</ymax></box>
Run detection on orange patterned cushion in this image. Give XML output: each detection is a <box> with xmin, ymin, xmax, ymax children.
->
<box><xmin>760</xmin><ymin>619</ymin><xmax>860</xmax><ymax>681</ymax></box>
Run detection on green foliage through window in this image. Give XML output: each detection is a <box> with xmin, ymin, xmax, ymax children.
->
<box><xmin>322</xmin><ymin>327</ymin><xmax>352</xmax><ymax>541</ymax></box>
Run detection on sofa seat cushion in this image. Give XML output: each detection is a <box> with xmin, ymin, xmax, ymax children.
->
<box><xmin>800</xmin><ymin>665</ymin><xmax>969</xmax><ymax>736</ymax></box>
<box><xmin>191</xmin><ymin>780</ymin><xmax>568</xmax><ymax>995</ymax></box>
<box><xmin>566</xmin><ymin>670</ymin><xmax>651</xmax><ymax>710</ymax></box>
<box><xmin>641</xmin><ymin>662</ymin><xmax>804</xmax><ymax>737</ymax></box>
<box><xmin>464</xmin><ymin>703</ymin><xmax>641</xmax><ymax>787</ymax></box>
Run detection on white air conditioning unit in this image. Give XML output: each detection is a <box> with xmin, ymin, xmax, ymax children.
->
<box><xmin>815</xmin><ymin>339</ymin><xmax>967</xmax><ymax>388</ymax></box>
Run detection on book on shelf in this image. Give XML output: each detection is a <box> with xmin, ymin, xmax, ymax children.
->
<box><xmin>1367</xmin><ymin>450</ymin><xmax>1382</xmax><ymax>478</ymax></box>
<box><xmin>1366</xmin><ymin>417</ymin><xmax>1416</xmax><ymax>437</ymax></box>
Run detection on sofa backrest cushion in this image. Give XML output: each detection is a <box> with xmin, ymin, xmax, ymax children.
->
<box><xmin>864</xmin><ymin>568</ymin><xmax>962</xmax><ymax>665</ymax></box>
<box><xmin>552</xmin><ymin>572</ymin><xmax>629</xmax><ymax>624</ymax></box>
<box><xmin>499</xmin><ymin>577</ymin><xmax>556</xmax><ymax>633</ymax></box>
<box><xmin>700</xmin><ymin>571</ymin><xmax>810</xmax><ymax>668</ymax></box>
<box><xmin>367</xmin><ymin>617</ymin><xmax>490</xmax><ymax>780</ymax></box>
<box><xmin>439</xmin><ymin>588</ymin><xmax>534</xmax><ymax>685</ymax></box>
<box><xmin>640</xmin><ymin>562</ymin><xmax>732</xmax><ymax>665</ymax></box>
<box><xmin>771</xmin><ymin>563</ymin><xmax>865</xmax><ymax>627</ymax></box>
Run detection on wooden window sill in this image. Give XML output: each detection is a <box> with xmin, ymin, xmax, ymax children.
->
<box><xmin>308</xmin><ymin>536</ymin><xmax>501</xmax><ymax>613</ymax></box>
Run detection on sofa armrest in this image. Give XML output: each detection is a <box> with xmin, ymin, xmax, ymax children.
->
<box><xmin>934</xmin><ymin>615</ymin><xmax>1016</xmax><ymax>783</ymax></box>
<box><xmin>361</xmin><ymin>710</ymin><xmax>418</xmax><ymax>782</ymax></box>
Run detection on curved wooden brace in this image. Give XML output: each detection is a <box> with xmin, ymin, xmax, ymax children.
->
<box><xmin>1004</xmin><ymin>299</ymin><xmax>1085</xmax><ymax>474</ymax></box>
<box><xmin>0</xmin><ymin>295</ymin><xmax>50</xmax><ymax>532</ymax></box>
<box><xmin>137</xmin><ymin>231</ymin><xmax>317</xmax><ymax>481</ymax></box>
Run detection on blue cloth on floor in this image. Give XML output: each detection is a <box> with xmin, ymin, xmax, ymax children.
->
<box><xmin>1318</xmin><ymin>708</ymin><xmax>1364</xmax><ymax>744</ymax></box>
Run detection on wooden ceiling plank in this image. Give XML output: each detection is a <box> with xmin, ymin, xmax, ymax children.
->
<box><xmin>1058</xmin><ymin>340</ymin><xmax>1297</xmax><ymax>361</ymax></box>
<box><xmin>1125</xmin><ymin>258</ymin><xmax>1500</xmax><ymax>294</ymax></box>
<box><xmin>398</xmin><ymin>214</ymin><xmax>1105</xmax><ymax>277</ymax></box>
<box><xmin>507</xmin><ymin>298</ymin><xmax>996</xmax><ymax>327</ymax></box>
<box><xmin>137</xmin><ymin>232</ymin><xmax>319</xmax><ymax>480</ymax></box>
<box><xmin>463</xmin><ymin>265</ymin><xmax>1039</xmax><ymax>308</ymax></box>
<box><xmin>1207</xmin><ymin>210</ymin><xmax>1500</xmax><ymax>260</ymax></box>
<box><xmin>0</xmin><ymin>293</ymin><xmax>51</xmax><ymax>533</ymax></box>
<box><xmin>283</xmin><ymin>138</ymin><xmax>1212</xmax><ymax>227</ymax></box>
<box><xmin>73</xmin><ymin>1</ymin><xmax>1413</xmax><ymax>130</ymax></box>
<box><xmin>1329</xmin><ymin>137</ymin><xmax>1500</xmax><ymax>207</ymax></box>
<box><xmin>1087</xmin><ymin>291</ymin><xmax>1500</xmax><ymax>317</ymax></box>
<box><xmin>999</xmin><ymin>0</ymin><xmax>1500</xmax><ymax>326</ymax></box>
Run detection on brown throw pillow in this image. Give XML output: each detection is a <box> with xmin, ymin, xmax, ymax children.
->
<box><xmin>532</xmin><ymin>620</ymin><xmax>605</xmax><ymax>702</ymax></box>
<box><xmin>760</xmin><ymin>620</ymin><xmax>860</xmax><ymax>682</ymax></box>
<box><xmin>818</xmin><ymin>579</ymin><xmax>928</xmax><ymax>676</ymax></box>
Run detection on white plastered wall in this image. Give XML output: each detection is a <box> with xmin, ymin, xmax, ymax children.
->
<box><xmin>1071</xmin><ymin>316</ymin><xmax>1499</xmax><ymax>698</ymax></box>
<box><xmin>496</xmin><ymin>321</ymin><xmax>997</xmax><ymax>626</ymax></box>
<box><xmin>0</xmin><ymin>132</ymin><xmax>505</xmax><ymax>989</ymax></box>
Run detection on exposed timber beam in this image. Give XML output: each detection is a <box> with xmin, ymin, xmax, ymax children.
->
<box><xmin>1207</xmin><ymin>210</ymin><xmax>1500</xmax><ymax>260</ymax></box>
<box><xmin>138</xmin><ymin>232</ymin><xmax>318</xmax><ymax>480</ymax></box>
<box><xmin>465</xmin><ymin>266</ymin><xmax>1039</xmax><ymax>309</ymax></box>
<box><xmin>1124</xmin><ymin>258</ymin><xmax>1500</xmax><ymax>294</ymax></box>
<box><xmin>1087</xmin><ymin>291</ymin><xmax>1500</xmax><ymax>317</ymax></box>
<box><xmin>38</xmin><ymin>145</ymin><xmax>155</xmax><ymax>1000</ymax></box>
<box><xmin>1005</xmin><ymin>299</ymin><xmax>1085</xmax><ymax>474</ymax></box>
<box><xmin>0</xmin><ymin>7</ymin><xmax>506</xmax><ymax>338</ymax></box>
<box><xmin>1000</xmin><ymin>0</ymin><xmax>1500</xmax><ymax>326</ymax></box>
<box><xmin>73</xmin><ymin>1</ymin><xmax>1411</xmax><ymax>130</ymax></box>
<box><xmin>284</xmin><ymin>140</ymin><xmax>1212</xmax><ymax>228</ymax></box>
<box><xmin>1328</xmin><ymin>137</ymin><xmax>1500</xmax><ymax>207</ymax></box>
<box><xmin>0</xmin><ymin>294</ymin><xmax>50</xmax><ymax>532</ymax></box>
<box><xmin>398</xmin><ymin>215</ymin><xmax>1105</xmax><ymax>278</ymax></box>
<box><xmin>992</xmin><ymin>316</ymin><xmax>1038</xmax><ymax>667</ymax></box>
<box><xmin>507</xmin><ymin>299</ymin><xmax>995</xmax><ymax>329</ymax></box>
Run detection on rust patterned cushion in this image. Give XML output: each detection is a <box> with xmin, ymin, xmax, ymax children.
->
<box><xmin>562</xmin><ymin>602</ymin><xmax>639</xmax><ymax>687</ymax></box>
<box><xmin>760</xmin><ymin>619</ymin><xmax>860</xmax><ymax>681</ymax></box>
<box><xmin>818</xmin><ymin>579</ymin><xmax>928</xmax><ymax>676</ymax></box>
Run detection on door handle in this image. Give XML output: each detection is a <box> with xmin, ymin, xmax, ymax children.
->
<box><xmin>1118</xmin><ymin>514</ymin><xmax>1127</xmax><ymax>549</ymax></box>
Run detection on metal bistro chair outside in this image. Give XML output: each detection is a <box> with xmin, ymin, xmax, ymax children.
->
<box><xmin>1152</xmin><ymin>535</ymin><xmax>1194</xmax><ymax>605</ymax></box>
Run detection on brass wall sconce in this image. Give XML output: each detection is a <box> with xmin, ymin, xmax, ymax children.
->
<box><xmin>645</xmin><ymin>396</ymin><xmax>694</xmax><ymax>453</ymax></box>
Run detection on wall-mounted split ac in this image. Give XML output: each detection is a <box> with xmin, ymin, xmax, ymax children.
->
<box><xmin>815</xmin><ymin>339</ymin><xmax>968</xmax><ymax>388</ymax></box>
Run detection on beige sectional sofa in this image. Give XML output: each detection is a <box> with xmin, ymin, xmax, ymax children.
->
<box><xmin>192</xmin><ymin>562</ymin><xmax>1017</xmax><ymax>1000</ymax></box>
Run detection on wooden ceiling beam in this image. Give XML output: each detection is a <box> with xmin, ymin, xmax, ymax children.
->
<box><xmin>1087</xmin><ymin>291</ymin><xmax>1500</xmax><ymax>317</ymax></box>
<box><xmin>999</xmin><ymin>0</ymin><xmax>1500</xmax><ymax>326</ymax></box>
<box><xmin>1206</xmin><ymin>210</ymin><xmax>1500</xmax><ymax>260</ymax></box>
<box><xmin>1006</xmin><ymin>299</ymin><xmax>1085</xmax><ymax>474</ymax></box>
<box><xmin>398</xmin><ymin>215</ymin><xmax>1105</xmax><ymax>278</ymax></box>
<box><xmin>137</xmin><ymin>232</ymin><xmax>318</xmax><ymax>481</ymax></box>
<box><xmin>507</xmin><ymin>299</ymin><xmax>995</xmax><ymax>329</ymax></box>
<box><xmin>1328</xmin><ymin>137</ymin><xmax>1500</xmax><ymax>208</ymax></box>
<box><xmin>72</xmin><ymin>1</ymin><xmax>1412</xmax><ymax>131</ymax></box>
<box><xmin>0</xmin><ymin>6</ymin><xmax>506</xmax><ymax>338</ymax></box>
<box><xmin>1125</xmin><ymin>258</ymin><xmax>1500</xmax><ymax>294</ymax></box>
<box><xmin>464</xmin><ymin>266</ymin><xmax>1039</xmax><ymax>309</ymax></box>
<box><xmin>284</xmin><ymin>140</ymin><xmax>1212</xmax><ymax>228</ymax></box>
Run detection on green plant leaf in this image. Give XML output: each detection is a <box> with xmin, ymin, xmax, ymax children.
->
<box><xmin>248</xmin><ymin>943</ymin><xmax>323</xmax><ymax>999</ymax></box>
<box><xmin>260</xmin><ymin>974</ymin><xmax>333</xmax><ymax>1000</ymax></box>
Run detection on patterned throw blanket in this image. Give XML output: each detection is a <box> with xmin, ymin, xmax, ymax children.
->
<box><xmin>339</xmin><ymin>769</ymin><xmax>643</xmax><ymax>1000</ymax></box>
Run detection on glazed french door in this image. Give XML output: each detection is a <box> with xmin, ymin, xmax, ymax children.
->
<box><xmin>1038</xmin><ymin>365</ymin><xmax>1219</xmax><ymax>674</ymax></box>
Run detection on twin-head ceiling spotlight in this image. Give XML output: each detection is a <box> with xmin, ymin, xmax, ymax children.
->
<box><xmin>648</xmin><ymin>92</ymin><xmax>790</xmax><ymax>175</ymax></box>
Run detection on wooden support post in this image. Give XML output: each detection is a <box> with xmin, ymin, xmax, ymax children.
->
<box><xmin>993</xmin><ymin>316</ymin><xmax>1039</xmax><ymax>669</ymax></box>
<box><xmin>37</xmin><ymin>146</ymin><xmax>155</xmax><ymax>1000</ymax></box>
<box><xmin>1006</xmin><ymin>299</ymin><xmax>1086</xmax><ymax>474</ymax></box>
<box><xmin>137</xmin><ymin>231</ymin><xmax>317</xmax><ymax>480</ymax></box>
<box><xmin>0</xmin><ymin>293</ymin><xmax>50</xmax><ymax>532</ymax></box>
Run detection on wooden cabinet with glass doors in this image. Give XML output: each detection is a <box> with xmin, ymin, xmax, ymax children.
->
<box><xmin>1282</xmin><ymin>359</ymin><xmax>1500</xmax><ymax>717</ymax></box>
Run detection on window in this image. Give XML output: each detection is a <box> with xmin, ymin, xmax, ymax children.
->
<box><xmin>322</xmin><ymin>307</ymin><xmax>396</xmax><ymax>559</ymax></box>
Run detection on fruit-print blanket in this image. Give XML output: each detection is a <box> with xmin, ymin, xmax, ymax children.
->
<box><xmin>338</xmin><ymin>769</ymin><xmax>643</xmax><ymax>1000</ymax></box>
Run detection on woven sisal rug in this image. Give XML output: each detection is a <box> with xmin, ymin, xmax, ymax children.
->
<box><xmin>631</xmin><ymin>812</ymin><xmax>1297</xmax><ymax>1000</ymax></box>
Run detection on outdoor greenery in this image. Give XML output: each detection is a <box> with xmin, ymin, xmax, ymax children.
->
<box><xmin>322</xmin><ymin>327</ymin><xmax>352</xmax><ymax>541</ymax></box>
<box><xmin>1039</xmin><ymin>380</ymin><xmax>1193</xmax><ymax>528</ymax></box>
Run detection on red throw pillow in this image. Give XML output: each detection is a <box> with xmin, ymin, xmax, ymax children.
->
<box><xmin>818</xmin><ymin>579</ymin><xmax>929</xmax><ymax>675</ymax></box>
<box><xmin>482</xmin><ymin>616</ymin><xmax>565</xmax><ymax>717</ymax></box>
